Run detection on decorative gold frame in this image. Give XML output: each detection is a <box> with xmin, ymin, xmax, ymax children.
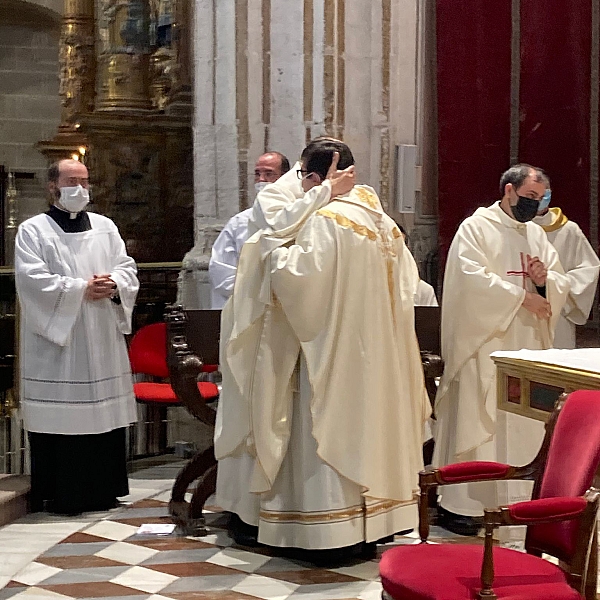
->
<box><xmin>494</xmin><ymin>355</ymin><xmax>600</xmax><ymax>422</ymax></box>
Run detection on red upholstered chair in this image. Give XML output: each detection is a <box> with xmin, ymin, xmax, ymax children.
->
<box><xmin>380</xmin><ymin>390</ymin><xmax>600</xmax><ymax>600</ymax></box>
<box><xmin>129</xmin><ymin>322</ymin><xmax>219</xmax><ymax>406</ymax></box>
<box><xmin>129</xmin><ymin>322</ymin><xmax>219</xmax><ymax>454</ymax></box>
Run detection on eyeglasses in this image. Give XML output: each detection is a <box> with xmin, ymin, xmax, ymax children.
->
<box><xmin>296</xmin><ymin>169</ymin><xmax>310</xmax><ymax>180</ymax></box>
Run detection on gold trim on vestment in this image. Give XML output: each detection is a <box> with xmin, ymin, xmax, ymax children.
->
<box><xmin>392</xmin><ymin>227</ymin><xmax>401</xmax><ymax>239</ymax></box>
<box><xmin>259</xmin><ymin>498</ymin><xmax>416</xmax><ymax>524</ymax></box>
<box><xmin>354</xmin><ymin>187</ymin><xmax>379</xmax><ymax>210</ymax></box>
<box><xmin>540</xmin><ymin>208</ymin><xmax>569</xmax><ymax>233</ymax></box>
<box><xmin>317</xmin><ymin>209</ymin><xmax>378</xmax><ymax>240</ymax></box>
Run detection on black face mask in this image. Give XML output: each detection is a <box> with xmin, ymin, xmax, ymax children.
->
<box><xmin>512</xmin><ymin>195</ymin><xmax>539</xmax><ymax>223</ymax></box>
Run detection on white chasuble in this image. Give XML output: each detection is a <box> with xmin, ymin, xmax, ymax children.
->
<box><xmin>15</xmin><ymin>213</ymin><xmax>138</xmax><ymax>435</ymax></box>
<box><xmin>434</xmin><ymin>202</ymin><xmax>569</xmax><ymax>517</ymax></box>
<box><xmin>533</xmin><ymin>208</ymin><xmax>600</xmax><ymax>349</ymax></box>
<box><xmin>215</xmin><ymin>185</ymin><xmax>430</xmax><ymax>549</ymax></box>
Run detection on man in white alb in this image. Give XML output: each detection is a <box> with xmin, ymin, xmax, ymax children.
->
<box><xmin>433</xmin><ymin>164</ymin><xmax>570</xmax><ymax>535</ymax></box>
<box><xmin>533</xmin><ymin>199</ymin><xmax>600</xmax><ymax>349</ymax></box>
<box><xmin>208</xmin><ymin>152</ymin><xmax>290</xmax><ymax>308</ymax></box>
<box><xmin>215</xmin><ymin>139</ymin><xmax>429</xmax><ymax>561</ymax></box>
<box><xmin>15</xmin><ymin>158</ymin><xmax>138</xmax><ymax>515</ymax></box>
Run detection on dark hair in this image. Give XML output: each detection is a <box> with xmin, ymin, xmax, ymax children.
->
<box><xmin>47</xmin><ymin>161</ymin><xmax>61</xmax><ymax>184</ymax></box>
<box><xmin>300</xmin><ymin>136</ymin><xmax>343</xmax><ymax>161</ymax></box>
<box><xmin>268</xmin><ymin>151</ymin><xmax>290</xmax><ymax>174</ymax></box>
<box><xmin>394</xmin><ymin>222</ymin><xmax>409</xmax><ymax>247</ymax></box>
<box><xmin>499</xmin><ymin>163</ymin><xmax>550</xmax><ymax>195</ymax></box>
<box><xmin>302</xmin><ymin>140</ymin><xmax>355</xmax><ymax>180</ymax></box>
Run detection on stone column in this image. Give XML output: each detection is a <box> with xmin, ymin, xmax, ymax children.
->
<box><xmin>182</xmin><ymin>0</ymin><xmax>432</xmax><ymax>306</ymax></box>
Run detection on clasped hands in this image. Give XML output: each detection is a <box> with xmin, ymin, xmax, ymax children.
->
<box><xmin>326</xmin><ymin>152</ymin><xmax>356</xmax><ymax>198</ymax></box>
<box><xmin>85</xmin><ymin>274</ymin><xmax>117</xmax><ymax>301</ymax></box>
<box><xmin>522</xmin><ymin>254</ymin><xmax>551</xmax><ymax>319</ymax></box>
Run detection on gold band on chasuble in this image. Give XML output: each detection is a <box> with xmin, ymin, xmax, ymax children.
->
<box><xmin>316</xmin><ymin>209</ymin><xmax>378</xmax><ymax>240</ymax></box>
<box><xmin>259</xmin><ymin>497</ymin><xmax>417</xmax><ymax>525</ymax></box>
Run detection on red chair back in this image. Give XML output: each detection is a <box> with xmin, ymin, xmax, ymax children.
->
<box><xmin>129</xmin><ymin>322</ymin><xmax>169</xmax><ymax>379</ymax></box>
<box><xmin>527</xmin><ymin>390</ymin><xmax>600</xmax><ymax>561</ymax></box>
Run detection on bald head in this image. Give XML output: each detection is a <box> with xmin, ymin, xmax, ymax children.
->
<box><xmin>254</xmin><ymin>152</ymin><xmax>290</xmax><ymax>184</ymax></box>
<box><xmin>47</xmin><ymin>159</ymin><xmax>90</xmax><ymax>204</ymax></box>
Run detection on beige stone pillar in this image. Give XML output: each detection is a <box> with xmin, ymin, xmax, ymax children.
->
<box><xmin>183</xmin><ymin>0</ymin><xmax>436</xmax><ymax>306</ymax></box>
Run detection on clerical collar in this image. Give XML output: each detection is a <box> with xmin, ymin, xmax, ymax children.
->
<box><xmin>46</xmin><ymin>204</ymin><xmax>91</xmax><ymax>233</ymax></box>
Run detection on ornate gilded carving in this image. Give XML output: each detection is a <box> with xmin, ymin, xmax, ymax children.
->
<box><xmin>5</xmin><ymin>173</ymin><xmax>17</xmax><ymax>232</ymax></box>
<box><xmin>96</xmin><ymin>0</ymin><xmax>153</xmax><ymax>110</ymax></box>
<box><xmin>37</xmin><ymin>0</ymin><xmax>93</xmax><ymax>162</ymax></box>
<box><xmin>57</xmin><ymin>0</ymin><xmax>95</xmax><ymax>126</ymax></box>
<box><xmin>150</xmin><ymin>46</ymin><xmax>175</xmax><ymax>110</ymax></box>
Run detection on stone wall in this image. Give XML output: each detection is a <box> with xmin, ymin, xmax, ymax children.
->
<box><xmin>0</xmin><ymin>1</ymin><xmax>62</xmax><ymax>231</ymax></box>
<box><xmin>184</xmin><ymin>0</ymin><xmax>439</xmax><ymax>305</ymax></box>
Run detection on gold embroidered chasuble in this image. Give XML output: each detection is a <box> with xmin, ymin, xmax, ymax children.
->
<box><xmin>216</xmin><ymin>184</ymin><xmax>429</xmax><ymax>506</ymax></box>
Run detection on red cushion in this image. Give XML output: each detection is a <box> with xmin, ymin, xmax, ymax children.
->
<box><xmin>509</xmin><ymin>497</ymin><xmax>587</xmax><ymax>523</ymax></box>
<box><xmin>129</xmin><ymin>323</ymin><xmax>169</xmax><ymax>378</ymax></box>
<box><xmin>197</xmin><ymin>381</ymin><xmax>219</xmax><ymax>400</ymax></box>
<box><xmin>201</xmin><ymin>364</ymin><xmax>219</xmax><ymax>373</ymax></box>
<box><xmin>134</xmin><ymin>382</ymin><xmax>180</xmax><ymax>404</ymax></box>
<box><xmin>438</xmin><ymin>461</ymin><xmax>511</xmax><ymax>483</ymax></box>
<box><xmin>134</xmin><ymin>381</ymin><xmax>219</xmax><ymax>404</ymax></box>
<box><xmin>379</xmin><ymin>544</ymin><xmax>582</xmax><ymax>600</ymax></box>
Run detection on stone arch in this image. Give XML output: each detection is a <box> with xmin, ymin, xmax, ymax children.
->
<box><xmin>0</xmin><ymin>0</ymin><xmax>62</xmax><ymax>24</ymax></box>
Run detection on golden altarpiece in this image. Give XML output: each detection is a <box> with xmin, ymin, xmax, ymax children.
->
<box><xmin>36</xmin><ymin>0</ymin><xmax>194</xmax><ymax>264</ymax></box>
<box><xmin>0</xmin><ymin>0</ymin><xmax>193</xmax><ymax>460</ymax></box>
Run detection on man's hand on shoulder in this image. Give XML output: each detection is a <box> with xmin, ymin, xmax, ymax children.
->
<box><xmin>85</xmin><ymin>274</ymin><xmax>117</xmax><ymax>300</ymax></box>
<box><xmin>526</xmin><ymin>254</ymin><xmax>548</xmax><ymax>287</ymax></box>
<box><xmin>326</xmin><ymin>151</ymin><xmax>356</xmax><ymax>198</ymax></box>
<box><xmin>522</xmin><ymin>291</ymin><xmax>552</xmax><ymax>320</ymax></box>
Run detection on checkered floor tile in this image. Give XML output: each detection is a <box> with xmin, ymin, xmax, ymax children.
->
<box><xmin>1</xmin><ymin>461</ymin><xmax>595</xmax><ymax>599</ymax></box>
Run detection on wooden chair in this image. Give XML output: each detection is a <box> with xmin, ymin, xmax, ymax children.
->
<box><xmin>415</xmin><ymin>306</ymin><xmax>443</xmax><ymax>467</ymax></box>
<box><xmin>165</xmin><ymin>306</ymin><xmax>221</xmax><ymax>533</ymax></box>
<box><xmin>380</xmin><ymin>390</ymin><xmax>600</xmax><ymax>600</ymax></box>
<box><xmin>414</xmin><ymin>305</ymin><xmax>443</xmax><ymax>408</ymax></box>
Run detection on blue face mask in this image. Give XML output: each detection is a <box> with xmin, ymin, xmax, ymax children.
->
<box><xmin>537</xmin><ymin>189</ymin><xmax>552</xmax><ymax>212</ymax></box>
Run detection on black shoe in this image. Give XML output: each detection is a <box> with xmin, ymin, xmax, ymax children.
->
<box><xmin>228</xmin><ymin>513</ymin><xmax>260</xmax><ymax>547</ymax></box>
<box><xmin>437</xmin><ymin>506</ymin><xmax>482</xmax><ymax>536</ymax></box>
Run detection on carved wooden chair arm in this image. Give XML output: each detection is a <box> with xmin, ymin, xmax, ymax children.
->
<box><xmin>477</xmin><ymin>489</ymin><xmax>600</xmax><ymax>600</ymax></box>
<box><xmin>417</xmin><ymin>463</ymin><xmax>539</xmax><ymax>543</ymax></box>
<box><xmin>420</xmin><ymin>351</ymin><xmax>444</xmax><ymax>378</ymax></box>
<box><xmin>169</xmin><ymin>350</ymin><xmax>216</xmax><ymax>426</ymax></box>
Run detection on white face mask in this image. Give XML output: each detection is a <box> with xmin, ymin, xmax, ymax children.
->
<box><xmin>255</xmin><ymin>181</ymin><xmax>268</xmax><ymax>194</ymax></box>
<box><xmin>59</xmin><ymin>185</ymin><xmax>89</xmax><ymax>214</ymax></box>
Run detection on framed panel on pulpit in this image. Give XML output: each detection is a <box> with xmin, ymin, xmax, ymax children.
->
<box><xmin>494</xmin><ymin>355</ymin><xmax>600</xmax><ymax>422</ymax></box>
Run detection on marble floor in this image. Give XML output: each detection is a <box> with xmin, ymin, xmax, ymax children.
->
<box><xmin>0</xmin><ymin>460</ymin><xmax>591</xmax><ymax>600</ymax></box>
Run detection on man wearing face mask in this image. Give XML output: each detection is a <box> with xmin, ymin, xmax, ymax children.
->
<box><xmin>208</xmin><ymin>151</ymin><xmax>290</xmax><ymax>308</ymax></box>
<box><xmin>533</xmin><ymin>199</ymin><xmax>600</xmax><ymax>349</ymax></box>
<box><xmin>433</xmin><ymin>164</ymin><xmax>570</xmax><ymax>536</ymax></box>
<box><xmin>14</xmin><ymin>158</ymin><xmax>139</xmax><ymax>515</ymax></box>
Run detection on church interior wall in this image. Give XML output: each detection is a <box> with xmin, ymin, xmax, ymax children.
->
<box><xmin>0</xmin><ymin>0</ymin><xmax>61</xmax><ymax>224</ymax></box>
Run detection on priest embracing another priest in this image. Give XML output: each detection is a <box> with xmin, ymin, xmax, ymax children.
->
<box><xmin>214</xmin><ymin>138</ymin><xmax>430</xmax><ymax>563</ymax></box>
